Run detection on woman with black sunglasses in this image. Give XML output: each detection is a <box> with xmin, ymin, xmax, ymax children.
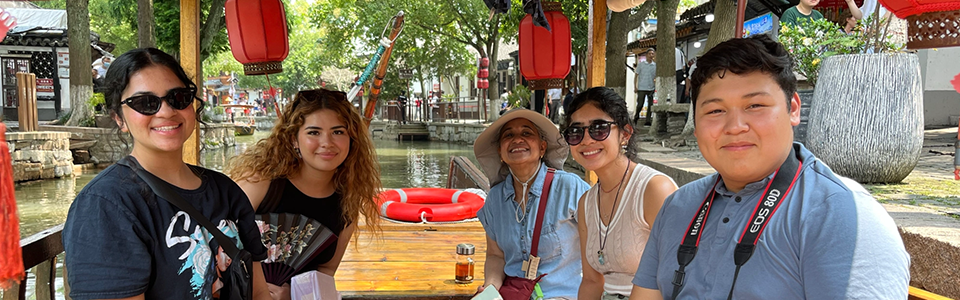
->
<box><xmin>562</xmin><ymin>87</ymin><xmax>678</xmax><ymax>300</ymax></box>
<box><xmin>63</xmin><ymin>48</ymin><xmax>272</xmax><ymax>299</ymax></box>
<box><xmin>226</xmin><ymin>89</ymin><xmax>382</xmax><ymax>299</ymax></box>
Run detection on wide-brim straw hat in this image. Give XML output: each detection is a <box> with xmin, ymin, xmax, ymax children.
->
<box><xmin>474</xmin><ymin>109</ymin><xmax>568</xmax><ymax>186</ymax></box>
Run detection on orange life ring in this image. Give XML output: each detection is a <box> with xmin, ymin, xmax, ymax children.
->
<box><xmin>377</xmin><ymin>188</ymin><xmax>485</xmax><ymax>222</ymax></box>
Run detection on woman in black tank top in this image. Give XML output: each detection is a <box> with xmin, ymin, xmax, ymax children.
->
<box><xmin>226</xmin><ymin>89</ymin><xmax>383</xmax><ymax>298</ymax></box>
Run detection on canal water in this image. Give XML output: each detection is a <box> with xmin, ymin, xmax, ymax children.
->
<box><xmin>14</xmin><ymin>131</ymin><xmax>477</xmax><ymax>238</ymax></box>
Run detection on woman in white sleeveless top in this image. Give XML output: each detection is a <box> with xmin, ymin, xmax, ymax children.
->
<box><xmin>561</xmin><ymin>87</ymin><xmax>678</xmax><ymax>300</ymax></box>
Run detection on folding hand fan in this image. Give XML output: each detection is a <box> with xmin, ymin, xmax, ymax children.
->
<box><xmin>255</xmin><ymin>213</ymin><xmax>337</xmax><ymax>285</ymax></box>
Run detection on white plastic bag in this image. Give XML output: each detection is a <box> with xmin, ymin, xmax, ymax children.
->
<box><xmin>290</xmin><ymin>271</ymin><xmax>341</xmax><ymax>300</ymax></box>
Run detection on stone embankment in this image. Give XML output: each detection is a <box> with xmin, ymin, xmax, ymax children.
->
<box><xmin>5</xmin><ymin>131</ymin><xmax>73</xmax><ymax>182</ymax></box>
<box><xmin>369</xmin><ymin>121</ymin><xmax>485</xmax><ymax>144</ymax></box>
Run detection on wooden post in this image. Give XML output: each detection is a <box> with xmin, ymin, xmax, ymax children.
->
<box><xmin>62</xmin><ymin>262</ymin><xmax>70</xmax><ymax>300</ymax></box>
<box><xmin>584</xmin><ymin>0</ymin><xmax>606</xmax><ymax>184</ymax></box>
<box><xmin>586</xmin><ymin>0</ymin><xmax>607</xmax><ymax>89</ymax></box>
<box><xmin>16</xmin><ymin>73</ymin><xmax>38</xmax><ymax>132</ymax></box>
<box><xmin>180</xmin><ymin>0</ymin><xmax>201</xmax><ymax>165</ymax></box>
<box><xmin>1</xmin><ymin>286</ymin><xmax>17</xmax><ymax>300</ymax></box>
<box><xmin>34</xmin><ymin>258</ymin><xmax>55</xmax><ymax>300</ymax></box>
<box><xmin>735</xmin><ymin>0</ymin><xmax>747</xmax><ymax>38</ymax></box>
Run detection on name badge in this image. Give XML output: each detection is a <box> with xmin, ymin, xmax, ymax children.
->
<box><xmin>525</xmin><ymin>255</ymin><xmax>540</xmax><ymax>279</ymax></box>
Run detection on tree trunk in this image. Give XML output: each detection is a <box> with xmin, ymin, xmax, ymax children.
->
<box><xmin>199</xmin><ymin>0</ymin><xmax>228</xmax><ymax>60</ymax></box>
<box><xmin>137</xmin><ymin>0</ymin><xmax>156</xmax><ymax>48</ymax></box>
<box><xmin>681</xmin><ymin>0</ymin><xmax>737</xmax><ymax>136</ymax></box>
<box><xmin>703</xmin><ymin>0</ymin><xmax>737</xmax><ymax>52</ymax></box>
<box><xmin>605</xmin><ymin>10</ymin><xmax>630</xmax><ymax>98</ymax></box>
<box><xmin>627</xmin><ymin>1</ymin><xmax>657</xmax><ymax>32</ymax></box>
<box><xmin>65</xmin><ymin>0</ymin><xmax>93</xmax><ymax>126</ymax></box>
<box><xmin>488</xmin><ymin>37</ymin><xmax>501</xmax><ymax>122</ymax></box>
<box><xmin>655</xmin><ymin>0</ymin><xmax>679</xmax><ymax>105</ymax></box>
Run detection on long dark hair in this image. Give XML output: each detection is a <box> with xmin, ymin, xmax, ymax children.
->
<box><xmin>103</xmin><ymin>48</ymin><xmax>205</xmax><ymax>125</ymax></box>
<box><xmin>562</xmin><ymin>87</ymin><xmax>639</xmax><ymax>162</ymax></box>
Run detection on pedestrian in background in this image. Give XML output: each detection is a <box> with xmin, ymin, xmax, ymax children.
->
<box><xmin>397</xmin><ymin>91</ymin><xmax>408</xmax><ymax>124</ymax></box>
<box><xmin>634</xmin><ymin>49</ymin><xmax>656</xmax><ymax>126</ymax></box>
<box><xmin>548</xmin><ymin>87</ymin><xmax>562</xmax><ymax>123</ymax></box>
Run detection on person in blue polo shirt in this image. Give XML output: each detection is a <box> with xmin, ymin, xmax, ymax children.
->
<box><xmin>628</xmin><ymin>35</ymin><xmax>909</xmax><ymax>300</ymax></box>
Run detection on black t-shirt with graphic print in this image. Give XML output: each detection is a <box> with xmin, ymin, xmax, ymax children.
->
<box><xmin>63</xmin><ymin>157</ymin><xmax>267</xmax><ymax>300</ymax></box>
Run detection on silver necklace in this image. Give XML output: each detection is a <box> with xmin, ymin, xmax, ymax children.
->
<box><xmin>597</xmin><ymin>160</ymin><xmax>630</xmax><ymax>265</ymax></box>
<box><xmin>510</xmin><ymin>165</ymin><xmax>540</xmax><ymax>224</ymax></box>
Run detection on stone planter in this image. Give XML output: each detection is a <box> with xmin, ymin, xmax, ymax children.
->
<box><xmin>793</xmin><ymin>89</ymin><xmax>814</xmax><ymax>145</ymax></box>
<box><xmin>95</xmin><ymin>114</ymin><xmax>116</xmax><ymax>128</ymax></box>
<box><xmin>806</xmin><ymin>53</ymin><xmax>923</xmax><ymax>183</ymax></box>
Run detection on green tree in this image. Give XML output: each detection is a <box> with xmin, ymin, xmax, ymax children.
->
<box><xmin>311</xmin><ymin>0</ymin><xmax>504</xmax><ymax>101</ymax></box>
<box><xmin>102</xmin><ymin>0</ymin><xmax>230</xmax><ymax>59</ymax></box>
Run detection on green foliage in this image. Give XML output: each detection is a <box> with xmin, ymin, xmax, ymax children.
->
<box><xmin>88</xmin><ymin>93</ymin><xmax>105</xmax><ymax>112</ymax></box>
<box><xmin>307</xmin><ymin>0</ymin><xmax>481</xmax><ymax>98</ymax></box>
<box><xmin>857</xmin><ymin>13</ymin><xmax>906</xmax><ymax>54</ymax></box>
<box><xmin>505</xmin><ymin>85</ymin><xmax>531</xmax><ymax>109</ymax></box>
<box><xmin>203</xmin><ymin>0</ymin><xmax>323</xmax><ymax>96</ymax></box>
<box><xmin>33</xmin><ymin>0</ymin><xmax>66</xmax><ymax>9</ymax></box>
<box><xmin>202</xmin><ymin>105</ymin><xmax>225</xmax><ymax>122</ymax></box>
<box><xmin>96</xmin><ymin>0</ymin><xmax>230</xmax><ymax>59</ymax></box>
<box><xmin>778</xmin><ymin>18</ymin><xmax>861</xmax><ymax>86</ymax></box>
<box><xmin>57</xmin><ymin>110</ymin><xmax>72</xmax><ymax>125</ymax></box>
<box><xmin>79</xmin><ymin>117</ymin><xmax>97</xmax><ymax>127</ymax></box>
<box><xmin>499</xmin><ymin>0</ymin><xmax>589</xmax><ymax>55</ymax></box>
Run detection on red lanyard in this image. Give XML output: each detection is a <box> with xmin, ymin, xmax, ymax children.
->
<box><xmin>671</xmin><ymin>147</ymin><xmax>803</xmax><ymax>300</ymax></box>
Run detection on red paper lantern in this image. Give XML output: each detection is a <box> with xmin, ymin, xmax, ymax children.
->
<box><xmin>477</xmin><ymin>79</ymin><xmax>489</xmax><ymax>89</ymax></box>
<box><xmin>225</xmin><ymin>0</ymin><xmax>290</xmax><ymax>75</ymax></box>
<box><xmin>519</xmin><ymin>2</ymin><xmax>571</xmax><ymax>90</ymax></box>
<box><xmin>878</xmin><ymin>0</ymin><xmax>960</xmax><ymax>48</ymax></box>
<box><xmin>477</xmin><ymin>57</ymin><xmax>490</xmax><ymax>89</ymax></box>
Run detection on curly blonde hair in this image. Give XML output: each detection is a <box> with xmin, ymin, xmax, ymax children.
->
<box><xmin>226</xmin><ymin>89</ymin><xmax>382</xmax><ymax>236</ymax></box>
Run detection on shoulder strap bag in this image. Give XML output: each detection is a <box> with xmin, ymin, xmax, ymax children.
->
<box><xmin>499</xmin><ymin>168</ymin><xmax>556</xmax><ymax>300</ymax></box>
<box><xmin>117</xmin><ymin>157</ymin><xmax>253</xmax><ymax>300</ymax></box>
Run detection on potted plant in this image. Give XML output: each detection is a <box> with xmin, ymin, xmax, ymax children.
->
<box><xmin>89</xmin><ymin>93</ymin><xmax>116</xmax><ymax>128</ymax></box>
<box><xmin>205</xmin><ymin>106</ymin><xmax>227</xmax><ymax>123</ymax></box>
<box><xmin>505</xmin><ymin>85</ymin><xmax>532</xmax><ymax>110</ymax></box>
<box><xmin>778</xmin><ymin>18</ymin><xmax>861</xmax><ymax>144</ymax></box>
<box><xmin>804</xmin><ymin>13</ymin><xmax>921</xmax><ymax>183</ymax></box>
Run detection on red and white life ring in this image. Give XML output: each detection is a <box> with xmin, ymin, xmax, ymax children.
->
<box><xmin>377</xmin><ymin>188</ymin><xmax>485</xmax><ymax>222</ymax></box>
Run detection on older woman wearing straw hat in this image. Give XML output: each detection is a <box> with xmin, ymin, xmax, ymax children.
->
<box><xmin>474</xmin><ymin>109</ymin><xmax>591</xmax><ymax>300</ymax></box>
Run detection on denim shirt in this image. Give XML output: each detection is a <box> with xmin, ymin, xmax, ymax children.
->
<box><xmin>478</xmin><ymin>163</ymin><xmax>591</xmax><ymax>299</ymax></box>
<box><xmin>633</xmin><ymin>143</ymin><xmax>910</xmax><ymax>299</ymax></box>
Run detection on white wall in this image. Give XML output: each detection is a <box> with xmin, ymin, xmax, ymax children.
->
<box><xmin>917</xmin><ymin>47</ymin><xmax>960</xmax><ymax>127</ymax></box>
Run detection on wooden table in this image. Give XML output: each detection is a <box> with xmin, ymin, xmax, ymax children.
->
<box><xmin>337</xmin><ymin>218</ymin><xmax>487</xmax><ymax>299</ymax></box>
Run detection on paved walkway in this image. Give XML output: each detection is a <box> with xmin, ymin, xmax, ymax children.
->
<box><xmin>628</xmin><ymin>126</ymin><xmax>960</xmax><ymax>297</ymax></box>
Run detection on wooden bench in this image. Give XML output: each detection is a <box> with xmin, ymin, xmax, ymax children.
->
<box><xmin>338</xmin><ymin>219</ymin><xmax>486</xmax><ymax>300</ymax></box>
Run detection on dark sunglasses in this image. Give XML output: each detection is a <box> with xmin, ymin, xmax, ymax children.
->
<box><xmin>121</xmin><ymin>87</ymin><xmax>197</xmax><ymax>115</ymax></box>
<box><xmin>563</xmin><ymin>120</ymin><xmax>617</xmax><ymax>146</ymax></box>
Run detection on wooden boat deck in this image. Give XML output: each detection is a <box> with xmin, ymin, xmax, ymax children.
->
<box><xmin>337</xmin><ymin>218</ymin><xmax>486</xmax><ymax>299</ymax></box>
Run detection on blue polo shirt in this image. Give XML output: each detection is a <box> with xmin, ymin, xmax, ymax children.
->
<box><xmin>478</xmin><ymin>163</ymin><xmax>591</xmax><ymax>299</ymax></box>
<box><xmin>633</xmin><ymin>143</ymin><xmax>910</xmax><ymax>299</ymax></box>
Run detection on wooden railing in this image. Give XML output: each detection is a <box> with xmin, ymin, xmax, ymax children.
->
<box><xmin>0</xmin><ymin>224</ymin><xmax>69</xmax><ymax>300</ymax></box>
